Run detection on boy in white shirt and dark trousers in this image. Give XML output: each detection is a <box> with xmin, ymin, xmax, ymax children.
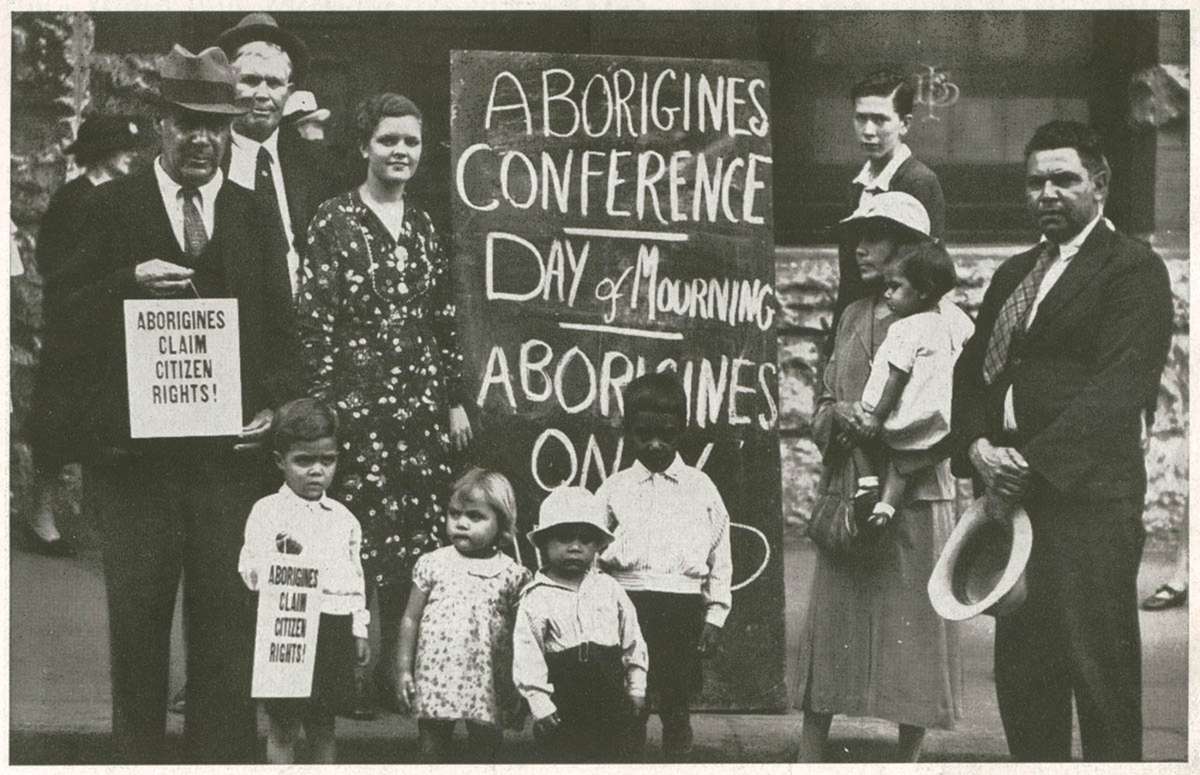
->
<box><xmin>597</xmin><ymin>372</ymin><xmax>733</xmax><ymax>760</ymax></box>
<box><xmin>238</xmin><ymin>398</ymin><xmax>370</xmax><ymax>763</ymax></box>
<box><xmin>513</xmin><ymin>486</ymin><xmax>649</xmax><ymax>763</ymax></box>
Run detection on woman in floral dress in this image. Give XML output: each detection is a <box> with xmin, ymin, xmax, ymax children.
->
<box><xmin>298</xmin><ymin>92</ymin><xmax>473</xmax><ymax>701</ymax></box>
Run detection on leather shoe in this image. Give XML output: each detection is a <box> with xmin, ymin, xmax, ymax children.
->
<box><xmin>23</xmin><ymin>527</ymin><xmax>76</xmax><ymax>558</ymax></box>
<box><xmin>1142</xmin><ymin>583</ymin><xmax>1187</xmax><ymax>610</ymax></box>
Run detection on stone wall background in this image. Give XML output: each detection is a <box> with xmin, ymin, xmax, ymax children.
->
<box><xmin>777</xmin><ymin>245</ymin><xmax>1190</xmax><ymax>543</ymax></box>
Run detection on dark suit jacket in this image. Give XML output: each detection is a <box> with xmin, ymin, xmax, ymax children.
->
<box><xmin>54</xmin><ymin>167</ymin><xmax>301</xmax><ymax>455</ymax></box>
<box><xmin>222</xmin><ymin>128</ymin><xmax>341</xmax><ymax>265</ymax></box>
<box><xmin>950</xmin><ymin>223</ymin><xmax>1173</xmax><ymax>500</ymax></box>
<box><xmin>832</xmin><ymin>155</ymin><xmax>946</xmax><ymax>334</ymax></box>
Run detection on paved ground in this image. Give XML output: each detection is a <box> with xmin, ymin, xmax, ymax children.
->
<box><xmin>8</xmin><ymin>521</ymin><xmax>1188</xmax><ymax>764</ymax></box>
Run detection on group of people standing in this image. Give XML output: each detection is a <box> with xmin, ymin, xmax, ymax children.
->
<box><xmin>24</xmin><ymin>12</ymin><xmax>1174</xmax><ymax>766</ymax></box>
<box><xmin>796</xmin><ymin>71</ymin><xmax>1173</xmax><ymax>764</ymax></box>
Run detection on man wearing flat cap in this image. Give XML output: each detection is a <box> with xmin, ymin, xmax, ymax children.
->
<box><xmin>216</xmin><ymin>12</ymin><xmax>338</xmax><ymax>299</ymax></box>
<box><xmin>56</xmin><ymin>44</ymin><xmax>300</xmax><ymax>763</ymax></box>
<box><xmin>951</xmin><ymin>120</ymin><xmax>1173</xmax><ymax>761</ymax></box>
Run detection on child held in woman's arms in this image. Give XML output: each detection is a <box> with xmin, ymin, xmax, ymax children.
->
<box><xmin>395</xmin><ymin>468</ymin><xmax>531</xmax><ymax>763</ymax></box>
<box><xmin>597</xmin><ymin>371</ymin><xmax>732</xmax><ymax>760</ymax></box>
<box><xmin>238</xmin><ymin>398</ymin><xmax>371</xmax><ymax>764</ymax></box>
<box><xmin>514</xmin><ymin>486</ymin><xmax>648</xmax><ymax>763</ymax></box>
<box><xmin>850</xmin><ymin>240</ymin><xmax>974</xmax><ymax>528</ymax></box>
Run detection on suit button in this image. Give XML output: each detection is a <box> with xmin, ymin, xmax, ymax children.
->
<box><xmin>1011</xmin><ymin>357</ymin><xmax>1022</xmax><ymax>367</ymax></box>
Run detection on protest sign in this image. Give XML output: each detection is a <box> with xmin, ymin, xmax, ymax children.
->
<box><xmin>251</xmin><ymin>555</ymin><xmax>323</xmax><ymax>699</ymax></box>
<box><xmin>123</xmin><ymin>298</ymin><xmax>242</xmax><ymax>438</ymax></box>
<box><xmin>451</xmin><ymin>50</ymin><xmax>784</xmax><ymax>710</ymax></box>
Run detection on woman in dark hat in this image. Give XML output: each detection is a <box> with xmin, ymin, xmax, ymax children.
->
<box><xmin>25</xmin><ymin>114</ymin><xmax>144</xmax><ymax>556</ymax></box>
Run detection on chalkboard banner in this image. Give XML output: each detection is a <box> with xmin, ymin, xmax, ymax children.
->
<box><xmin>451</xmin><ymin>50</ymin><xmax>785</xmax><ymax>711</ymax></box>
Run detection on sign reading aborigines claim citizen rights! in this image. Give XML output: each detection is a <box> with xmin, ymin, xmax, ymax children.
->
<box><xmin>251</xmin><ymin>556</ymin><xmax>323</xmax><ymax>698</ymax></box>
<box><xmin>123</xmin><ymin>299</ymin><xmax>242</xmax><ymax>438</ymax></box>
<box><xmin>451</xmin><ymin>50</ymin><xmax>785</xmax><ymax>709</ymax></box>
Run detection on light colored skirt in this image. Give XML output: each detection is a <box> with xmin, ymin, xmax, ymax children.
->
<box><xmin>794</xmin><ymin>499</ymin><xmax>963</xmax><ymax>729</ymax></box>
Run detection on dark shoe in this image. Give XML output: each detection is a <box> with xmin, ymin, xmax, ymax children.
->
<box><xmin>662</xmin><ymin>719</ymin><xmax>694</xmax><ymax>760</ymax></box>
<box><xmin>1142</xmin><ymin>583</ymin><xmax>1187</xmax><ymax>610</ymax></box>
<box><xmin>23</xmin><ymin>527</ymin><xmax>76</xmax><ymax>558</ymax></box>
<box><xmin>168</xmin><ymin>687</ymin><xmax>186</xmax><ymax>715</ymax></box>
<box><xmin>339</xmin><ymin>671</ymin><xmax>380</xmax><ymax>720</ymax></box>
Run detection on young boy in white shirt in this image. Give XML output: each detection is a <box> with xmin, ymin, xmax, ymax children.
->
<box><xmin>597</xmin><ymin>372</ymin><xmax>732</xmax><ymax>760</ymax></box>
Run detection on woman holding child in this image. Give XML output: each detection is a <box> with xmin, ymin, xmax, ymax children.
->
<box><xmin>794</xmin><ymin>192</ymin><xmax>967</xmax><ymax>762</ymax></box>
<box><xmin>297</xmin><ymin>92</ymin><xmax>473</xmax><ymax>703</ymax></box>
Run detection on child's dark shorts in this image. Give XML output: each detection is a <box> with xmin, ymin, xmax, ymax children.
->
<box><xmin>627</xmin><ymin>592</ymin><xmax>706</xmax><ymax>706</ymax></box>
<box><xmin>262</xmin><ymin>613</ymin><xmax>356</xmax><ymax>720</ymax></box>
<box><xmin>538</xmin><ymin>642</ymin><xmax>638</xmax><ymax>762</ymax></box>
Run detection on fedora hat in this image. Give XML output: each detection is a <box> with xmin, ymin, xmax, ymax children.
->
<box><xmin>158</xmin><ymin>45</ymin><xmax>246</xmax><ymax>115</ymax></box>
<box><xmin>928</xmin><ymin>496</ymin><xmax>1032</xmax><ymax>621</ymax></box>
<box><xmin>283</xmin><ymin>90</ymin><xmax>331</xmax><ymax>124</ymax></box>
<box><xmin>835</xmin><ymin>190</ymin><xmax>931</xmax><ymax>242</ymax></box>
<box><xmin>216</xmin><ymin>12</ymin><xmax>310</xmax><ymax>80</ymax></box>
<box><xmin>527</xmin><ymin>486</ymin><xmax>615</xmax><ymax>547</ymax></box>
<box><xmin>66</xmin><ymin>115</ymin><xmax>144</xmax><ymax>160</ymax></box>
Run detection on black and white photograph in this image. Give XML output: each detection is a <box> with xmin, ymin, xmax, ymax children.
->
<box><xmin>5</xmin><ymin>4</ymin><xmax>1191</xmax><ymax>766</ymax></box>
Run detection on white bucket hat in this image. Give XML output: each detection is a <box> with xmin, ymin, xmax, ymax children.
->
<box><xmin>527</xmin><ymin>486</ymin><xmax>615</xmax><ymax>547</ymax></box>
<box><xmin>928</xmin><ymin>496</ymin><xmax>1033</xmax><ymax>621</ymax></box>
<box><xmin>837</xmin><ymin>190</ymin><xmax>931</xmax><ymax>241</ymax></box>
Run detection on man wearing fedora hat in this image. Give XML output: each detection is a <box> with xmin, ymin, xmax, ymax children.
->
<box><xmin>216</xmin><ymin>12</ymin><xmax>338</xmax><ymax>300</ymax></box>
<box><xmin>55</xmin><ymin>44</ymin><xmax>300</xmax><ymax>763</ymax></box>
<box><xmin>951</xmin><ymin>120</ymin><xmax>1173</xmax><ymax>761</ymax></box>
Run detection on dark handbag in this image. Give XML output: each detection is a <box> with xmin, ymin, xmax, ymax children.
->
<box><xmin>807</xmin><ymin>439</ymin><xmax>884</xmax><ymax>560</ymax></box>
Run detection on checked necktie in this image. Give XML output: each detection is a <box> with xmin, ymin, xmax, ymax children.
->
<box><xmin>181</xmin><ymin>187</ymin><xmax>208</xmax><ymax>258</ymax></box>
<box><xmin>981</xmin><ymin>241</ymin><xmax>1060</xmax><ymax>385</ymax></box>
<box><xmin>255</xmin><ymin>146</ymin><xmax>290</xmax><ymax>265</ymax></box>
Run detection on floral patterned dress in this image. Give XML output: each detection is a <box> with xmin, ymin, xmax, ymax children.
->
<box><xmin>298</xmin><ymin>191</ymin><xmax>467</xmax><ymax>588</ymax></box>
<box><xmin>411</xmin><ymin>546</ymin><xmax>532</xmax><ymax>727</ymax></box>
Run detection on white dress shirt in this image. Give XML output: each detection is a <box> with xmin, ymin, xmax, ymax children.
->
<box><xmin>597</xmin><ymin>455</ymin><xmax>733</xmax><ymax>627</ymax></box>
<box><xmin>228</xmin><ymin>129</ymin><xmax>299</xmax><ymax>293</ymax></box>
<box><xmin>853</xmin><ymin>142</ymin><xmax>913</xmax><ymax>207</ymax></box>
<box><xmin>513</xmin><ymin>569</ymin><xmax>649</xmax><ymax>720</ymax></box>
<box><xmin>238</xmin><ymin>485</ymin><xmax>371</xmax><ymax>638</ymax></box>
<box><xmin>1003</xmin><ymin>213</ymin><xmax>1110</xmax><ymax>431</ymax></box>
<box><xmin>153</xmin><ymin>157</ymin><xmax>222</xmax><ymax>252</ymax></box>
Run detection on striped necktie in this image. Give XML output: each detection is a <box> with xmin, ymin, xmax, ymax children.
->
<box><xmin>981</xmin><ymin>241</ymin><xmax>1060</xmax><ymax>385</ymax></box>
<box><xmin>181</xmin><ymin>187</ymin><xmax>208</xmax><ymax>258</ymax></box>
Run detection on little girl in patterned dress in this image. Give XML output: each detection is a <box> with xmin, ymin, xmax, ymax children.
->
<box><xmin>395</xmin><ymin>467</ymin><xmax>531</xmax><ymax>762</ymax></box>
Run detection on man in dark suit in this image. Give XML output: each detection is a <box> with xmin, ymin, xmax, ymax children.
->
<box><xmin>833</xmin><ymin>69</ymin><xmax>946</xmax><ymax>327</ymax></box>
<box><xmin>950</xmin><ymin>120</ymin><xmax>1173</xmax><ymax>761</ymax></box>
<box><xmin>56</xmin><ymin>45</ymin><xmax>299</xmax><ymax>763</ymax></box>
<box><xmin>216</xmin><ymin>12</ymin><xmax>338</xmax><ymax>298</ymax></box>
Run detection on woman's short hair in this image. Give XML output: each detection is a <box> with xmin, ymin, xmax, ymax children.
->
<box><xmin>851</xmin><ymin>70</ymin><xmax>916</xmax><ymax>117</ymax></box>
<box><xmin>890</xmin><ymin>239</ymin><xmax>958</xmax><ymax>304</ymax></box>
<box><xmin>273</xmin><ymin>398</ymin><xmax>339</xmax><ymax>453</ymax></box>
<box><xmin>449</xmin><ymin>467</ymin><xmax>519</xmax><ymax>536</ymax></box>
<box><xmin>623</xmin><ymin>371</ymin><xmax>688</xmax><ymax>424</ymax></box>
<box><xmin>355</xmin><ymin>92</ymin><xmax>423</xmax><ymax>148</ymax></box>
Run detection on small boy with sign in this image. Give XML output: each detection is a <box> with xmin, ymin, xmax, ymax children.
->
<box><xmin>514</xmin><ymin>486</ymin><xmax>648</xmax><ymax>762</ymax></box>
<box><xmin>238</xmin><ymin>398</ymin><xmax>370</xmax><ymax>764</ymax></box>
<box><xmin>597</xmin><ymin>372</ymin><xmax>733</xmax><ymax>760</ymax></box>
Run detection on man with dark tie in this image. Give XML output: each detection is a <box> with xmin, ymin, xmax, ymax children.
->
<box><xmin>217</xmin><ymin>12</ymin><xmax>338</xmax><ymax>298</ymax></box>
<box><xmin>951</xmin><ymin>120</ymin><xmax>1173</xmax><ymax>761</ymax></box>
<box><xmin>56</xmin><ymin>44</ymin><xmax>299</xmax><ymax>763</ymax></box>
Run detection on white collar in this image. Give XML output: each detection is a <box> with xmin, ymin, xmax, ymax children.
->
<box><xmin>1040</xmin><ymin>212</ymin><xmax>1111</xmax><ymax>261</ymax></box>
<box><xmin>523</xmin><ymin>567</ymin><xmax>600</xmax><ymax>594</ymax></box>
<box><xmin>630</xmin><ymin>453</ymin><xmax>685</xmax><ymax>484</ymax></box>
<box><xmin>852</xmin><ymin>142</ymin><xmax>913</xmax><ymax>192</ymax></box>
<box><xmin>276</xmin><ymin>483</ymin><xmax>334</xmax><ymax>512</ymax></box>
<box><xmin>232</xmin><ymin>128</ymin><xmax>280</xmax><ymax>162</ymax></box>
<box><xmin>154</xmin><ymin>156</ymin><xmax>224</xmax><ymax>202</ymax></box>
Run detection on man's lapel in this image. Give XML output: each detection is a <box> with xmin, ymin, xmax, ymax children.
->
<box><xmin>1027</xmin><ymin>224</ymin><xmax>1114</xmax><ymax>335</ymax></box>
<box><xmin>213</xmin><ymin>183</ymin><xmax>245</xmax><ymax>289</ymax></box>
<box><xmin>135</xmin><ymin>168</ymin><xmax>183</xmax><ymax>261</ymax></box>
